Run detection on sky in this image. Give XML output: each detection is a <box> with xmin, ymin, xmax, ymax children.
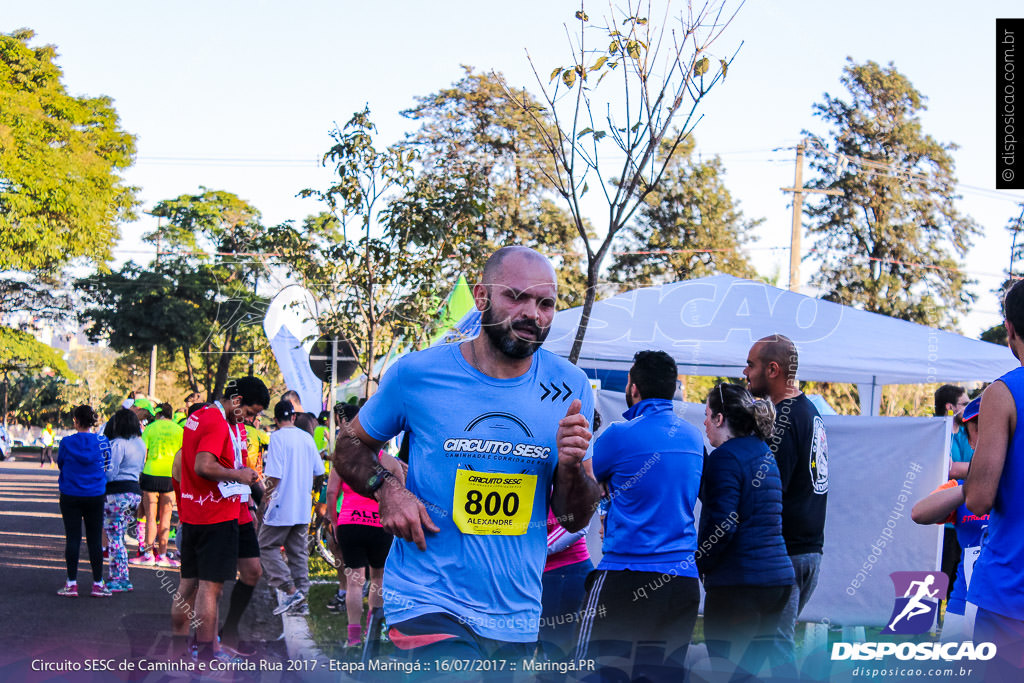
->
<box><xmin>5</xmin><ymin>0</ymin><xmax>1021</xmax><ymax>337</ymax></box>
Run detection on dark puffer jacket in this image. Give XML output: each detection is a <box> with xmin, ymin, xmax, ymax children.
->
<box><xmin>697</xmin><ymin>435</ymin><xmax>795</xmax><ymax>587</ymax></box>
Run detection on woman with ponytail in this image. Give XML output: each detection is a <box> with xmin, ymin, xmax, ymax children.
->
<box><xmin>699</xmin><ymin>382</ymin><xmax>795</xmax><ymax>680</ymax></box>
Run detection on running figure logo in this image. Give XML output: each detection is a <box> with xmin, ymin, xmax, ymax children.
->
<box><xmin>881</xmin><ymin>571</ymin><xmax>949</xmax><ymax>634</ymax></box>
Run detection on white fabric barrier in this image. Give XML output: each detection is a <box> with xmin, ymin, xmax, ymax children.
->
<box><xmin>586</xmin><ymin>389</ymin><xmax>949</xmax><ymax>627</ymax></box>
<box><xmin>263</xmin><ymin>286</ymin><xmax>323</xmax><ymax>412</ymax></box>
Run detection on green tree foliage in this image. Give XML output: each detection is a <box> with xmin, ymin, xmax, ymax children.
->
<box><xmin>264</xmin><ymin>109</ymin><xmax>476</xmax><ymax>395</ymax></box>
<box><xmin>6</xmin><ymin>374</ymin><xmax>66</xmax><ymax>426</ymax></box>
<box><xmin>0</xmin><ymin>326</ymin><xmax>72</xmax><ymax>377</ymax></box>
<box><xmin>980</xmin><ymin>209</ymin><xmax>1024</xmax><ymax>345</ymax></box>
<box><xmin>63</xmin><ymin>347</ymin><xmax>130</xmax><ymax>417</ymax></box>
<box><xmin>804</xmin><ymin>59</ymin><xmax>978</xmax><ymax>330</ymax></box>
<box><xmin>79</xmin><ymin>263</ymin><xmax>218</xmax><ymax>394</ymax></box>
<box><xmin>79</xmin><ymin>189</ymin><xmax>268</xmax><ymax>399</ymax></box>
<box><xmin>0</xmin><ymin>29</ymin><xmax>138</xmax><ymax>313</ymax></box>
<box><xmin>0</xmin><ymin>326</ymin><xmax>74</xmax><ymax>426</ymax></box>
<box><xmin>501</xmin><ymin>3</ymin><xmax>741</xmax><ymax>362</ymax></box>
<box><xmin>400</xmin><ymin>68</ymin><xmax>587</xmax><ymax>306</ymax></box>
<box><xmin>607</xmin><ymin>137</ymin><xmax>760</xmax><ymax>286</ymax></box>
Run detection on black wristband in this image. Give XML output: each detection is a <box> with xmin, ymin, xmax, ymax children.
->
<box><xmin>365</xmin><ymin>469</ymin><xmax>394</xmax><ymax>496</ymax></box>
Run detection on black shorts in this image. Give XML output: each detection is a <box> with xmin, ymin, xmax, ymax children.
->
<box><xmin>139</xmin><ymin>473</ymin><xmax>174</xmax><ymax>493</ymax></box>
<box><xmin>336</xmin><ymin>524</ymin><xmax>392</xmax><ymax>569</ymax></box>
<box><xmin>180</xmin><ymin>520</ymin><xmax>238</xmax><ymax>582</ymax></box>
<box><xmin>238</xmin><ymin>520</ymin><xmax>260</xmax><ymax>559</ymax></box>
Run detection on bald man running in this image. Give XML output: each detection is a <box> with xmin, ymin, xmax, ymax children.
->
<box><xmin>744</xmin><ymin>334</ymin><xmax>829</xmax><ymax>667</ymax></box>
<box><xmin>334</xmin><ymin>246</ymin><xmax>600</xmax><ymax>669</ymax></box>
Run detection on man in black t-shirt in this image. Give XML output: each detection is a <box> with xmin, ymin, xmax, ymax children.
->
<box><xmin>744</xmin><ymin>334</ymin><xmax>829</xmax><ymax>665</ymax></box>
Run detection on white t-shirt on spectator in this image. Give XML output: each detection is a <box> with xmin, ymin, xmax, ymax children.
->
<box><xmin>263</xmin><ymin>426</ymin><xmax>325</xmax><ymax>526</ymax></box>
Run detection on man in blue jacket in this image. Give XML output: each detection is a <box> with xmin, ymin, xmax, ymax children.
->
<box><xmin>574</xmin><ymin>350</ymin><xmax>704</xmax><ymax>681</ymax></box>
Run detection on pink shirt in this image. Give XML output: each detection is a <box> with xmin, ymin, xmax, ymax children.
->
<box><xmin>338</xmin><ymin>479</ymin><xmax>382</xmax><ymax>527</ymax></box>
<box><xmin>545</xmin><ymin>508</ymin><xmax>590</xmax><ymax>571</ymax></box>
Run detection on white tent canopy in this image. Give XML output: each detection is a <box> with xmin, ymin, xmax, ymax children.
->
<box><xmin>540</xmin><ymin>274</ymin><xmax>1017</xmax><ymax>414</ymax></box>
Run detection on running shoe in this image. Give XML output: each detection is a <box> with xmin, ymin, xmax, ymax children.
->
<box><xmin>91</xmin><ymin>582</ymin><xmax>113</xmax><ymax>598</ymax></box>
<box><xmin>107</xmin><ymin>579</ymin><xmax>134</xmax><ymax>593</ymax></box>
<box><xmin>220</xmin><ymin>639</ymin><xmax>258</xmax><ymax>658</ymax></box>
<box><xmin>272</xmin><ymin>591</ymin><xmax>306</xmax><ymax>615</ymax></box>
<box><xmin>155</xmin><ymin>554</ymin><xmax>180</xmax><ymax>568</ymax></box>
<box><xmin>57</xmin><ymin>582</ymin><xmax>78</xmax><ymax>598</ymax></box>
<box><xmin>325</xmin><ymin>591</ymin><xmax>347</xmax><ymax>612</ymax></box>
<box><xmin>129</xmin><ymin>551</ymin><xmax>156</xmax><ymax>566</ymax></box>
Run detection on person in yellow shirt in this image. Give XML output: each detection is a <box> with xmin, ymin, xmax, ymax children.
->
<box><xmin>40</xmin><ymin>424</ymin><xmax>56</xmax><ymax>467</ymax></box>
<box><xmin>133</xmin><ymin>403</ymin><xmax>184</xmax><ymax>567</ymax></box>
<box><xmin>244</xmin><ymin>413</ymin><xmax>270</xmax><ymax>527</ymax></box>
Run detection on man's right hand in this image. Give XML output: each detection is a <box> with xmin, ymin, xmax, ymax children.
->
<box><xmin>236</xmin><ymin>467</ymin><xmax>258</xmax><ymax>485</ymax></box>
<box><xmin>377</xmin><ymin>481</ymin><xmax>439</xmax><ymax>551</ymax></box>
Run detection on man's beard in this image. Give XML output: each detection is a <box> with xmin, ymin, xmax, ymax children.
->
<box><xmin>747</xmin><ymin>380</ymin><xmax>767</xmax><ymax>399</ymax></box>
<box><xmin>481</xmin><ymin>305</ymin><xmax>549</xmax><ymax>360</ymax></box>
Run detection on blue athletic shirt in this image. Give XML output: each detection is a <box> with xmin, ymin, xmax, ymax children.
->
<box><xmin>968</xmin><ymin>366</ymin><xmax>1024</xmax><ymax>620</ymax></box>
<box><xmin>939</xmin><ymin>480</ymin><xmax>989</xmax><ymax>616</ymax></box>
<box><xmin>359</xmin><ymin>343</ymin><xmax>594</xmax><ymax>642</ymax></box>
<box><xmin>592</xmin><ymin>399</ymin><xmax>704</xmax><ymax>576</ymax></box>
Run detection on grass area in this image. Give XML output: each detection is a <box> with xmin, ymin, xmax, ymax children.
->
<box><xmin>306</xmin><ymin>583</ymin><xmax>351</xmax><ymax>659</ymax></box>
<box><xmin>308</xmin><ymin>554</ymin><xmax>337</xmax><ymax>582</ymax></box>
<box><xmin>304</xmin><ymin>556</ymin><xmax>396</xmax><ymax>660</ymax></box>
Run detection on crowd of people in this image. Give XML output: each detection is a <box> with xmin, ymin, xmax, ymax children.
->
<box><xmin>325</xmin><ymin>246</ymin><xmax>831</xmax><ymax>681</ymax></box>
<box><xmin>48</xmin><ymin>245</ymin><xmax>1024</xmax><ymax>679</ymax></box>
<box><xmin>53</xmin><ymin>381</ymin><xmax>381</xmax><ymax>663</ymax></box>
<box><xmin>56</xmin><ymin>401</ymin><xmax>186</xmax><ymax>597</ymax></box>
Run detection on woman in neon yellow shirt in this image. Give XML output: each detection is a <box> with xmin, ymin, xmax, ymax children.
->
<box><xmin>133</xmin><ymin>403</ymin><xmax>183</xmax><ymax>567</ymax></box>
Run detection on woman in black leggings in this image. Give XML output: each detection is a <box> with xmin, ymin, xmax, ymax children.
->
<box><xmin>56</xmin><ymin>405</ymin><xmax>112</xmax><ymax>597</ymax></box>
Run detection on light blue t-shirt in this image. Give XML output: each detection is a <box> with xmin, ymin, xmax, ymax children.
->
<box><xmin>950</xmin><ymin>429</ymin><xmax>974</xmax><ymax>463</ymax></box>
<box><xmin>359</xmin><ymin>343</ymin><xmax>594</xmax><ymax>642</ymax></box>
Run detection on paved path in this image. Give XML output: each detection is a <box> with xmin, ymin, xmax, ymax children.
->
<box><xmin>0</xmin><ymin>458</ymin><xmax>324</xmax><ymax>682</ymax></box>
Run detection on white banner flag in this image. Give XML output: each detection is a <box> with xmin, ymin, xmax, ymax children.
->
<box><xmin>263</xmin><ymin>286</ymin><xmax>323</xmax><ymax>413</ymax></box>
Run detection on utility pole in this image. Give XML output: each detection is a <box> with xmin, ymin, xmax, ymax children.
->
<box><xmin>149</xmin><ymin>220</ymin><xmax>161</xmax><ymax>397</ymax></box>
<box><xmin>149</xmin><ymin>344</ymin><xmax>157</xmax><ymax>396</ymax></box>
<box><xmin>781</xmin><ymin>139</ymin><xmax>842</xmax><ymax>292</ymax></box>
<box><xmin>328</xmin><ymin>337</ymin><xmax>338</xmax><ymax>445</ymax></box>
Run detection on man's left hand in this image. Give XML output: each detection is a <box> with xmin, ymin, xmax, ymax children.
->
<box><xmin>557</xmin><ymin>399</ymin><xmax>591</xmax><ymax>468</ymax></box>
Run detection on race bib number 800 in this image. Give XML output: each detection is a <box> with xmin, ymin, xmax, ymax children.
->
<box><xmin>453</xmin><ymin>469</ymin><xmax>537</xmax><ymax>536</ymax></box>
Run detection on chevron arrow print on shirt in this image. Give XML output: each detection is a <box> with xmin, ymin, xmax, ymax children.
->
<box><xmin>540</xmin><ymin>381</ymin><xmax>574</xmax><ymax>402</ymax></box>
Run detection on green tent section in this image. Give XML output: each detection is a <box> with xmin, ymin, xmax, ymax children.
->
<box><xmin>430</xmin><ymin>275</ymin><xmax>475</xmax><ymax>345</ymax></box>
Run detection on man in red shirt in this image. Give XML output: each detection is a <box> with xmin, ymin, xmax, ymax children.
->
<box><xmin>172</xmin><ymin>377</ymin><xmax>268</xmax><ymax>663</ymax></box>
<box><xmin>219</xmin><ymin>409</ymin><xmax>267</xmax><ymax>657</ymax></box>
